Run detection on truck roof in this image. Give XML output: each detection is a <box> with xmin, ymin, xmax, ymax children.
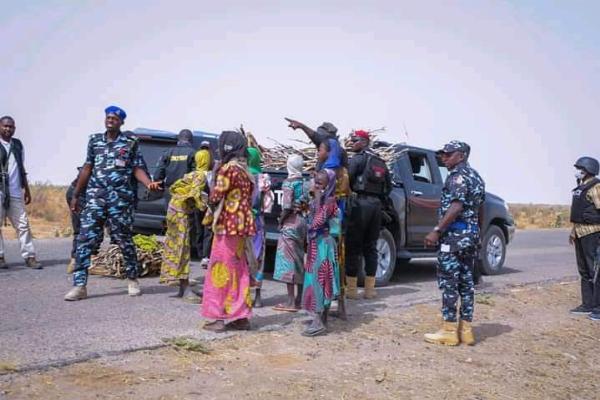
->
<box><xmin>132</xmin><ymin>127</ymin><xmax>219</xmax><ymax>140</ymax></box>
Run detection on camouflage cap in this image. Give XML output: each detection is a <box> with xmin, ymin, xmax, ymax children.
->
<box><xmin>437</xmin><ymin>140</ymin><xmax>470</xmax><ymax>154</ymax></box>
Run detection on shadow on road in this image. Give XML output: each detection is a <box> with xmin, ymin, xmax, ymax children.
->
<box><xmin>496</xmin><ymin>266</ymin><xmax>522</xmax><ymax>275</ymax></box>
<box><xmin>474</xmin><ymin>322</ymin><xmax>513</xmax><ymax>343</ymax></box>
<box><xmin>0</xmin><ymin>258</ymin><xmax>70</xmax><ymax>273</ymax></box>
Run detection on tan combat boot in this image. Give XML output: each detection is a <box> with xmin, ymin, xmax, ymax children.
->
<box><xmin>424</xmin><ymin>321</ymin><xmax>460</xmax><ymax>346</ymax></box>
<box><xmin>64</xmin><ymin>286</ymin><xmax>87</xmax><ymax>301</ymax></box>
<box><xmin>459</xmin><ymin>320</ymin><xmax>476</xmax><ymax>345</ymax></box>
<box><xmin>346</xmin><ymin>276</ymin><xmax>360</xmax><ymax>299</ymax></box>
<box><xmin>364</xmin><ymin>276</ymin><xmax>377</xmax><ymax>299</ymax></box>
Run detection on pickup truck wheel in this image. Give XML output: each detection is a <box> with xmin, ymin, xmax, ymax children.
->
<box><xmin>478</xmin><ymin>225</ymin><xmax>506</xmax><ymax>275</ymax></box>
<box><xmin>357</xmin><ymin>228</ymin><xmax>397</xmax><ymax>287</ymax></box>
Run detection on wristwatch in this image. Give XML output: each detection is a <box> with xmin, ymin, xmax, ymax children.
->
<box><xmin>433</xmin><ymin>226</ymin><xmax>442</xmax><ymax>233</ymax></box>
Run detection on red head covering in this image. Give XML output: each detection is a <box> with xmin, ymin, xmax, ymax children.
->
<box><xmin>353</xmin><ymin>130</ymin><xmax>369</xmax><ymax>140</ymax></box>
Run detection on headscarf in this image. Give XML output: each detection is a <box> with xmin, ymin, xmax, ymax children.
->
<box><xmin>321</xmin><ymin>138</ymin><xmax>342</xmax><ymax>170</ymax></box>
<box><xmin>218</xmin><ymin>131</ymin><xmax>247</xmax><ymax>163</ymax></box>
<box><xmin>195</xmin><ymin>148</ymin><xmax>211</xmax><ymax>173</ymax></box>
<box><xmin>247</xmin><ymin>147</ymin><xmax>262</xmax><ymax>175</ymax></box>
<box><xmin>286</xmin><ymin>154</ymin><xmax>303</xmax><ymax>179</ymax></box>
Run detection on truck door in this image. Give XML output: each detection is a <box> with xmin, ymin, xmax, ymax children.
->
<box><xmin>398</xmin><ymin>150</ymin><xmax>441</xmax><ymax>247</ymax></box>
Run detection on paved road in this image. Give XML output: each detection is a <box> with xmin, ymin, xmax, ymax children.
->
<box><xmin>0</xmin><ymin>229</ymin><xmax>577</xmax><ymax>372</ymax></box>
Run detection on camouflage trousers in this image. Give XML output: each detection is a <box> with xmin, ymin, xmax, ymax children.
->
<box><xmin>437</xmin><ymin>249</ymin><xmax>476</xmax><ymax>322</ymax></box>
<box><xmin>73</xmin><ymin>198</ymin><xmax>138</xmax><ymax>286</ymax></box>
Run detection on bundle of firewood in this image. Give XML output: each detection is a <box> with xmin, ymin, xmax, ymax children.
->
<box><xmin>89</xmin><ymin>235</ymin><xmax>163</xmax><ymax>278</ymax></box>
<box><xmin>260</xmin><ymin>132</ymin><xmax>401</xmax><ymax>172</ymax></box>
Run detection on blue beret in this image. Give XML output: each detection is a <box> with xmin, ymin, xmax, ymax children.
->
<box><xmin>104</xmin><ymin>105</ymin><xmax>127</xmax><ymax>121</ymax></box>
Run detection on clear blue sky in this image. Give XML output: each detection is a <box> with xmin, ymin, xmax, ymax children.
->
<box><xmin>1</xmin><ymin>0</ymin><xmax>598</xmax><ymax>203</ymax></box>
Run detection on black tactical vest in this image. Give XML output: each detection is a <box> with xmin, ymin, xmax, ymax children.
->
<box><xmin>570</xmin><ymin>178</ymin><xmax>600</xmax><ymax>224</ymax></box>
<box><xmin>352</xmin><ymin>151</ymin><xmax>388</xmax><ymax>196</ymax></box>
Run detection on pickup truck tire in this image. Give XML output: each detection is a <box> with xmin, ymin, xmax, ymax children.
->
<box><xmin>357</xmin><ymin>228</ymin><xmax>397</xmax><ymax>287</ymax></box>
<box><xmin>478</xmin><ymin>224</ymin><xmax>506</xmax><ymax>275</ymax></box>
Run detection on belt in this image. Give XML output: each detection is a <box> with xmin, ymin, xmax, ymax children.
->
<box><xmin>448</xmin><ymin>221</ymin><xmax>479</xmax><ymax>233</ymax></box>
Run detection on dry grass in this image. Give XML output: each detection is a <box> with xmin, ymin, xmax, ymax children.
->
<box><xmin>1</xmin><ymin>183</ymin><xmax>71</xmax><ymax>240</ymax></box>
<box><xmin>509</xmin><ymin>203</ymin><xmax>570</xmax><ymax>230</ymax></box>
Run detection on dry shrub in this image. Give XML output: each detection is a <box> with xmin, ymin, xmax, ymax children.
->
<box><xmin>509</xmin><ymin>203</ymin><xmax>570</xmax><ymax>229</ymax></box>
<box><xmin>27</xmin><ymin>183</ymin><xmax>69</xmax><ymax>223</ymax></box>
<box><xmin>1</xmin><ymin>182</ymin><xmax>72</xmax><ymax>239</ymax></box>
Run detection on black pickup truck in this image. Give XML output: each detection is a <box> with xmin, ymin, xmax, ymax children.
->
<box><xmin>263</xmin><ymin>143</ymin><xmax>515</xmax><ymax>285</ymax></box>
<box><xmin>128</xmin><ymin>128</ymin><xmax>219</xmax><ymax>234</ymax></box>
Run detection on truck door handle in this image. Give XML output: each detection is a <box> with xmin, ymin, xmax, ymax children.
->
<box><xmin>410</xmin><ymin>190</ymin><xmax>423</xmax><ymax>196</ymax></box>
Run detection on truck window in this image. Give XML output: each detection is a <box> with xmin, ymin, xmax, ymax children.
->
<box><xmin>408</xmin><ymin>153</ymin><xmax>433</xmax><ymax>184</ymax></box>
<box><xmin>437</xmin><ymin>160</ymin><xmax>449</xmax><ymax>183</ymax></box>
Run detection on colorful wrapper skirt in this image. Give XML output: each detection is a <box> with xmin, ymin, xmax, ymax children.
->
<box><xmin>201</xmin><ymin>234</ymin><xmax>253</xmax><ymax>321</ymax></box>
<box><xmin>302</xmin><ymin>234</ymin><xmax>340</xmax><ymax>313</ymax></box>
<box><xmin>273</xmin><ymin>214</ymin><xmax>306</xmax><ymax>284</ymax></box>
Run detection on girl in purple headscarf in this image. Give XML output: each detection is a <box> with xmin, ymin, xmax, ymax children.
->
<box><xmin>301</xmin><ymin>168</ymin><xmax>341</xmax><ymax>336</ymax></box>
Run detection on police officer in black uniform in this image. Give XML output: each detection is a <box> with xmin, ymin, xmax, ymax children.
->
<box><xmin>569</xmin><ymin>156</ymin><xmax>600</xmax><ymax>320</ymax></box>
<box><xmin>154</xmin><ymin>129</ymin><xmax>196</xmax><ymax>207</ymax></box>
<box><xmin>345</xmin><ymin>130</ymin><xmax>391</xmax><ymax>299</ymax></box>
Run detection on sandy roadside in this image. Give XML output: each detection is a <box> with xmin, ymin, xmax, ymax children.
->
<box><xmin>1</xmin><ymin>280</ymin><xmax>598</xmax><ymax>400</ymax></box>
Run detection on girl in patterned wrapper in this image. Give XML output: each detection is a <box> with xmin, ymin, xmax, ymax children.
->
<box><xmin>159</xmin><ymin>149</ymin><xmax>210</xmax><ymax>299</ymax></box>
<box><xmin>201</xmin><ymin>131</ymin><xmax>256</xmax><ymax>332</ymax></box>
<box><xmin>302</xmin><ymin>169</ymin><xmax>341</xmax><ymax>337</ymax></box>
<box><xmin>273</xmin><ymin>154</ymin><xmax>308</xmax><ymax>312</ymax></box>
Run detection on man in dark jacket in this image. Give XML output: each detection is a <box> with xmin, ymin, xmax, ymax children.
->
<box><xmin>345</xmin><ymin>130</ymin><xmax>391</xmax><ymax>299</ymax></box>
<box><xmin>65</xmin><ymin>167</ymin><xmax>85</xmax><ymax>273</ymax></box>
<box><xmin>154</xmin><ymin>129</ymin><xmax>196</xmax><ymax>207</ymax></box>
<box><xmin>569</xmin><ymin>156</ymin><xmax>600</xmax><ymax>321</ymax></box>
<box><xmin>0</xmin><ymin>116</ymin><xmax>41</xmax><ymax>269</ymax></box>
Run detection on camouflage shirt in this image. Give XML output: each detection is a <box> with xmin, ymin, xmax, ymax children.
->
<box><xmin>439</xmin><ymin>161</ymin><xmax>486</xmax><ymax>250</ymax></box>
<box><xmin>84</xmin><ymin>132</ymin><xmax>145</xmax><ymax>202</ymax></box>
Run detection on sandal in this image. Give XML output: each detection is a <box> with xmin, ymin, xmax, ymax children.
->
<box><xmin>273</xmin><ymin>304</ymin><xmax>299</xmax><ymax>312</ymax></box>
<box><xmin>301</xmin><ymin>326</ymin><xmax>327</xmax><ymax>337</ymax></box>
<box><xmin>203</xmin><ymin>320</ymin><xmax>226</xmax><ymax>332</ymax></box>
<box><xmin>226</xmin><ymin>318</ymin><xmax>251</xmax><ymax>331</ymax></box>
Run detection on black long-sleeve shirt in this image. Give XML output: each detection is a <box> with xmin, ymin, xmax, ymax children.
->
<box><xmin>154</xmin><ymin>143</ymin><xmax>196</xmax><ymax>188</ymax></box>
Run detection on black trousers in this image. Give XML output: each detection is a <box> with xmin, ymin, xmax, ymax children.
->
<box><xmin>66</xmin><ymin>189</ymin><xmax>82</xmax><ymax>258</ymax></box>
<box><xmin>575</xmin><ymin>232</ymin><xmax>600</xmax><ymax>309</ymax></box>
<box><xmin>193</xmin><ymin>210</ymin><xmax>213</xmax><ymax>259</ymax></box>
<box><xmin>345</xmin><ymin>195</ymin><xmax>382</xmax><ymax>278</ymax></box>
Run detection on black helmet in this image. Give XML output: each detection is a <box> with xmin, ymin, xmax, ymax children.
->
<box><xmin>574</xmin><ymin>156</ymin><xmax>599</xmax><ymax>176</ymax></box>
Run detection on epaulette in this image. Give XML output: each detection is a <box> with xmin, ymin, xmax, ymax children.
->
<box><xmin>124</xmin><ymin>132</ymin><xmax>138</xmax><ymax>143</ymax></box>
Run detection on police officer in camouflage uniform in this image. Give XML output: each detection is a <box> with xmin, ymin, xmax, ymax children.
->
<box><xmin>64</xmin><ymin>106</ymin><xmax>160</xmax><ymax>301</ymax></box>
<box><xmin>424</xmin><ymin>141</ymin><xmax>485</xmax><ymax>346</ymax></box>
